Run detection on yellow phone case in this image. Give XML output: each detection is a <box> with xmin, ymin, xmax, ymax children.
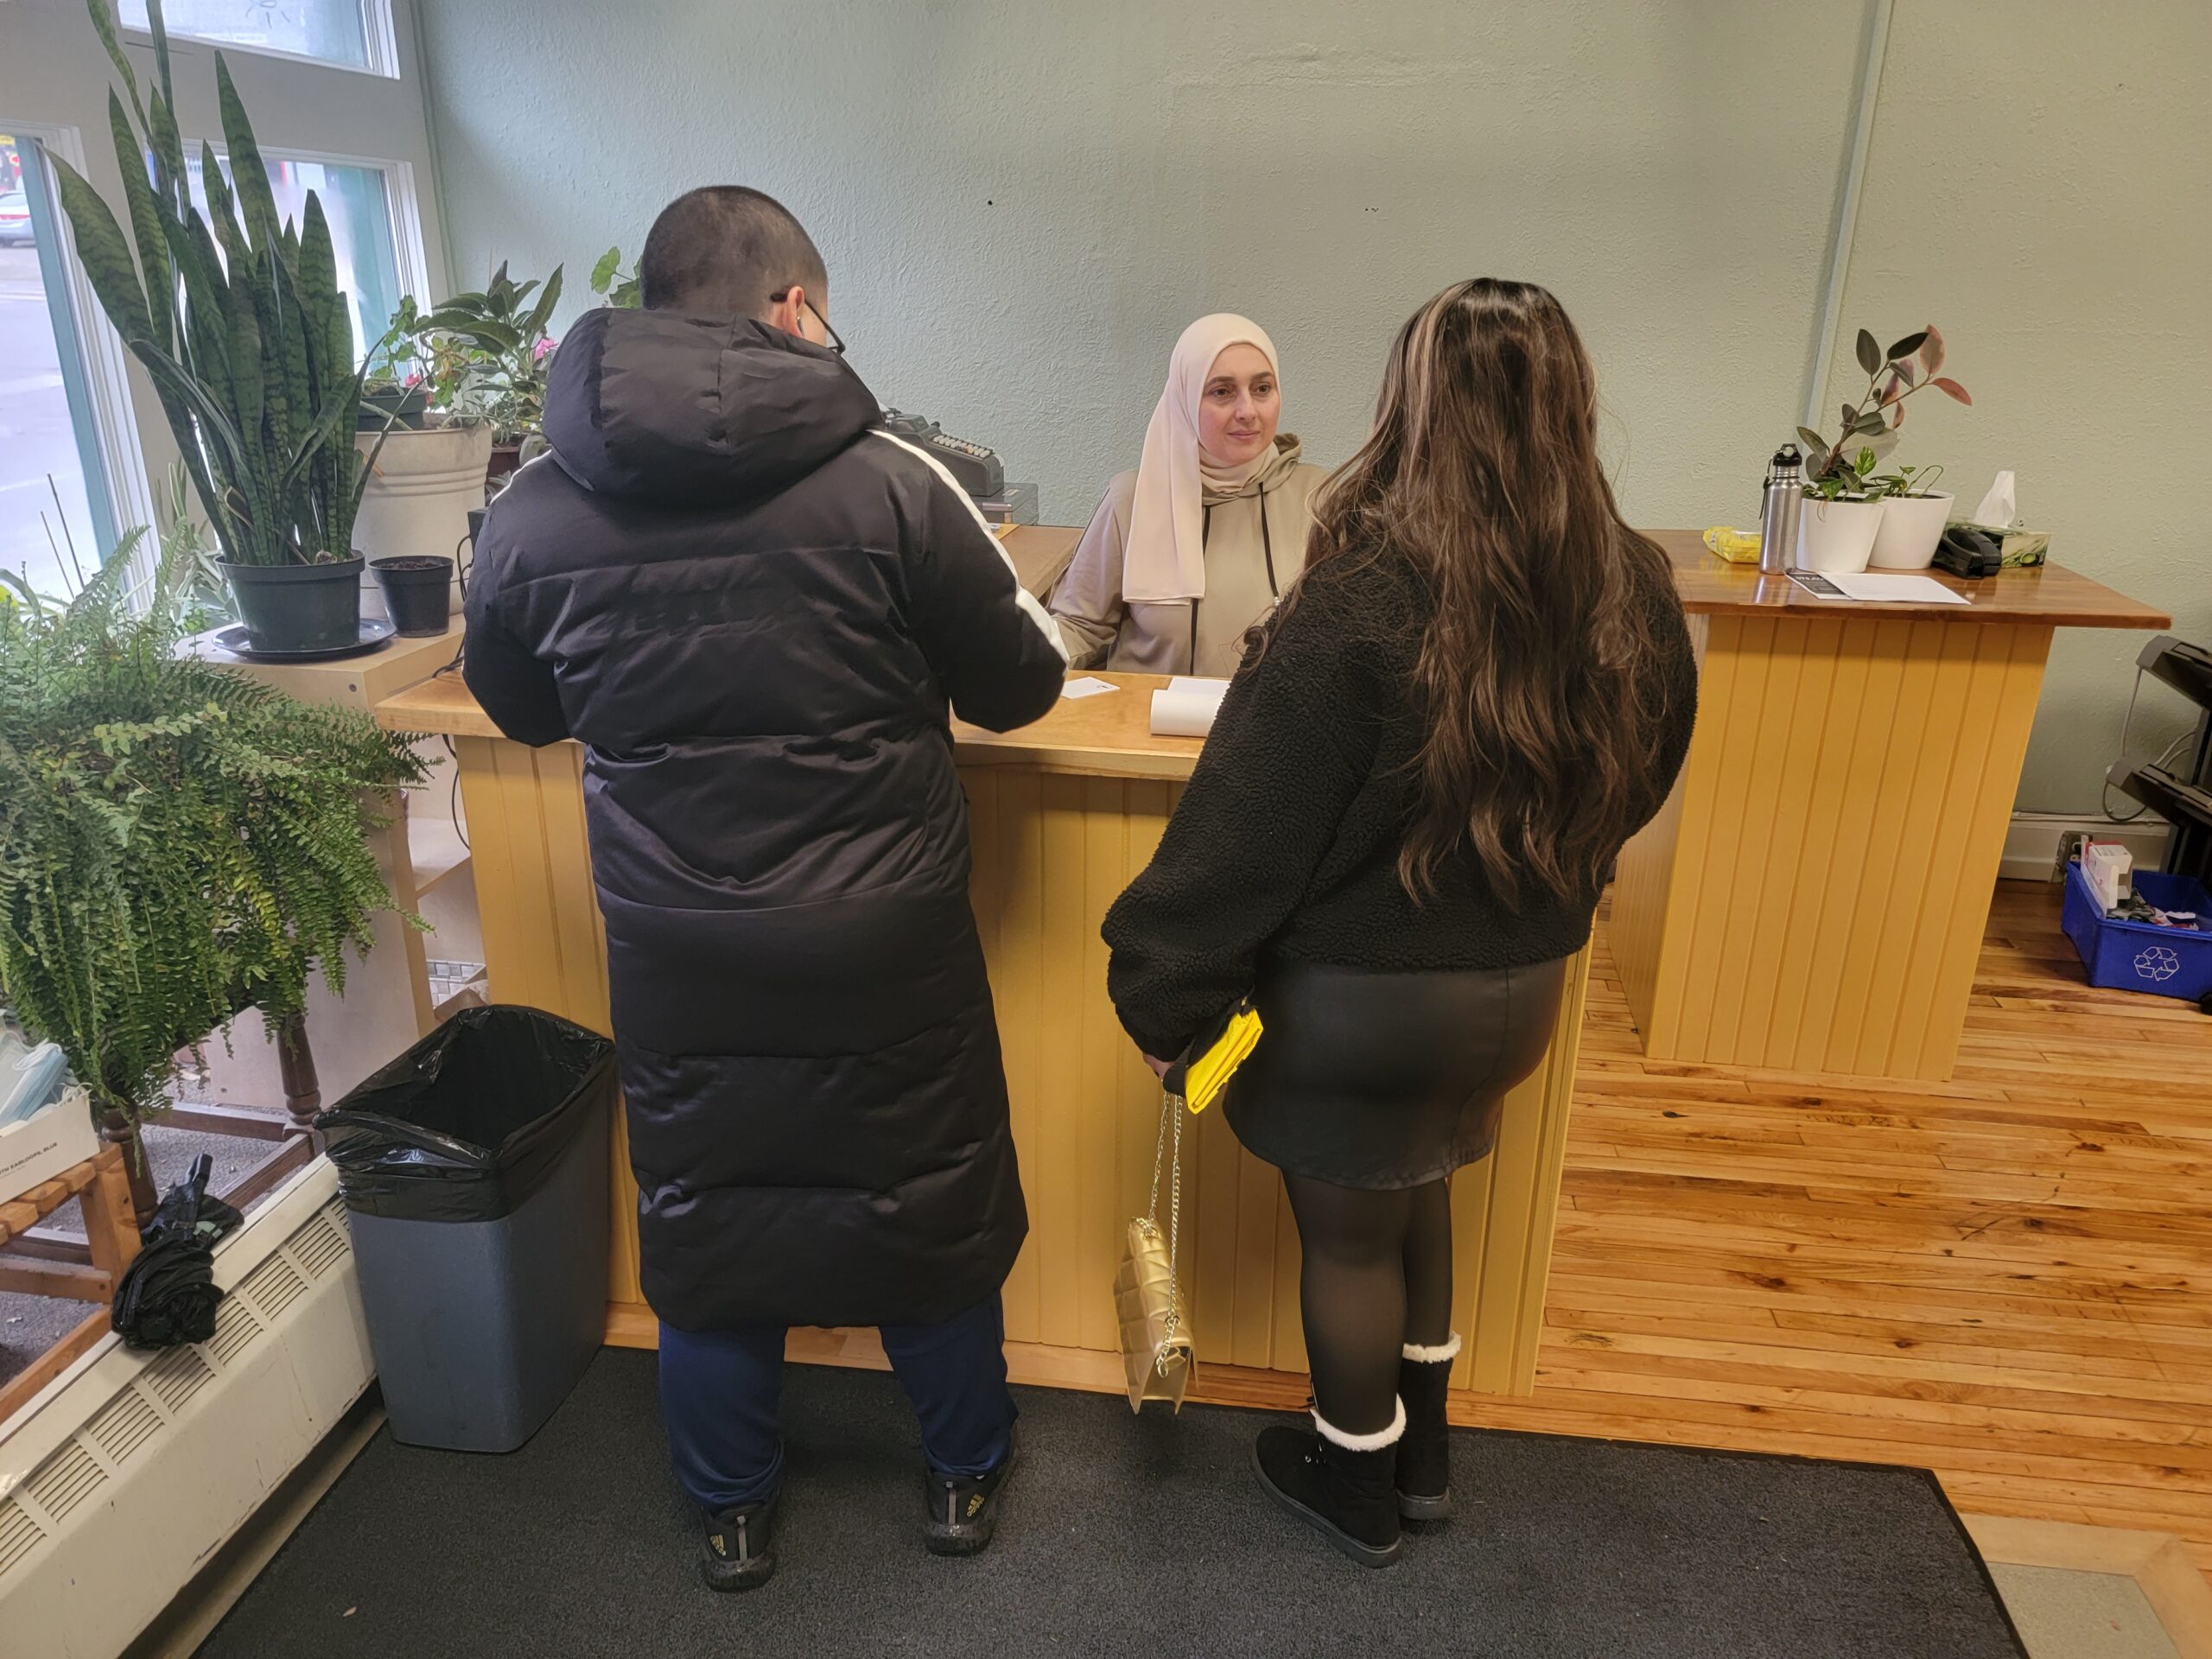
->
<box><xmin>1179</xmin><ymin>1005</ymin><xmax>1264</xmax><ymax>1114</ymax></box>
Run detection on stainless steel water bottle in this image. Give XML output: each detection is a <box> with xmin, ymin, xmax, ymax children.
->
<box><xmin>1758</xmin><ymin>443</ymin><xmax>1803</xmax><ymax>575</ymax></box>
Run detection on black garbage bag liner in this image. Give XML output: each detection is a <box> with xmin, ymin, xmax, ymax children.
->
<box><xmin>315</xmin><ymin>1006</ymin><xmax>615</xmax><ymax>1223</ymax></box>
<box><xmin>112</xmin><ymin>1153</ymin><xmax>243</xmax><ymax>1350</ymax></box>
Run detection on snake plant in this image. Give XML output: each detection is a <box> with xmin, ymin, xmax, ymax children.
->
<box><xmin>47</xmin><ymin>0</ymin><xmax>391</xmax><ymax>568</ymax></box>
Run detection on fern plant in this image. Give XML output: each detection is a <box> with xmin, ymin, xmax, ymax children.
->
<box><xmin>0</xmin><ymin>533</ymin><xmax>426</xmax><ymax>1124</ymax></box>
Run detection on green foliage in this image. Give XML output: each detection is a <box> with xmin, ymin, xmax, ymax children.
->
<box><xmin>392</xmin><ymin>263</ymin><xmax>565</xmax><ymax>442</ymax></box>
<box><xmin>591</xmin><ymin>246</ymin><xmax>641</xmax><ymax>309</ymax></box>
<box><xmin>0</xmin><ymin>526</ymin><xmax>427</xmax><ymax>1122</ymax></box>
<box><xmin>1865</xmin><ymin>461</ymin><xmax>1948</xmax><ymax>501</ymax></box>
<box><xmin>48</xmin><ymin>0</ymin><xmax>394</xmax><ymax>567</ymax></box>
<box><xmin>1797</xmin><ymin>325</ymin><xmax>1972</xmax><ymax>497</ymax></box>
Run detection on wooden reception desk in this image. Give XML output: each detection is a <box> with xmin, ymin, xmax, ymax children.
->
<box><xmin>375</xmin><ymin>523</ymin><xmax>1583</xmax><ymax>1397</ymax></box>
<box><xmin>1614</xmin><ymin>533</ymin><xmax>2166</xmax><ymax>1082</ymax></box>
<box><xmin>374</xmin><ymin>524</ymin><xmax>2164</xmax><ymax>1396</ymax></box>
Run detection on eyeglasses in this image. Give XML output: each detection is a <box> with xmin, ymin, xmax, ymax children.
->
<box><xmin>770</xmin><ymin>289</ymin><xmax>844</xmax><ymax>356</ymax></box>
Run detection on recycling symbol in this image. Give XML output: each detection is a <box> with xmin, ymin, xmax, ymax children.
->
<box><xmin>2133</xmin><ymin>945</ymin><xmax>2183</xmax><ymax>983</ymax></box>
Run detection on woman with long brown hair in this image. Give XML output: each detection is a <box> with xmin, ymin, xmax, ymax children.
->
<box><xmin>1103</xmin><ymin>279</ymin><xmax>1698</xmax><ymax>1567</ymax></box>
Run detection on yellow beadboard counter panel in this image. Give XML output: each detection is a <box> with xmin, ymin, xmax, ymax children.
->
<box><xmin>422</xmin><ymin>700</ymin><xmax>1586</xmax><ymax>1398</ymax></box>
<box><xmin>1611</xmin><ymin>612</ymin><xmax>2055</xmax><ymax>1081</ymax></box>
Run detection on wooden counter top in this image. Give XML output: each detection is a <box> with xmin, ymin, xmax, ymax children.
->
<box><xmin>379</xmin><ymin>668</ymin><xmax>1205</xmax><ymax>779</ymax></box>
<box><xmin>1647</xmin><ymin>529</ymin><xmax>2170</xmax><ymax>629</ymax></box>
<box><xmin>376</xmin><ymin>522</ymin><xmax>2169</xmax><ymax>743</ymax></box>
<box><xmin>954</xmin><ymin>674</ymin><xmax>1202</xmax><ymax>779</ymax></box>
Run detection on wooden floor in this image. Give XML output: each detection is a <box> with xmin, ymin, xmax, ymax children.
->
<box><xmin>1446</xmin><ymin>879</ymin><xmax>2212</xmax><ymax>1573</ymax></box>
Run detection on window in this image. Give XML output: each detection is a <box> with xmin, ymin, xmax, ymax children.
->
<box><xmin>183</xmin><ymin>149</ymin><xmax>414</xmax><ymax>365</ymax></box>
<box><xmin>0</xmin><ymin>132</ymin><xmax>126</xmax><ymax>598</ymax></box>
<box><xmin>118</xmin><ymin>0</ymin><xmax>392</xmax><ymax>77</ymax></box>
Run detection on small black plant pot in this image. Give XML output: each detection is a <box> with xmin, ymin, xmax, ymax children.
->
<box><xmin>224</xmin><ymin>556</ymin><xmax>365</xmax><ymax>653</ymax></box>
<box><xmin>371</xmin><ymin>556</ymin><xmax>454</xmax><ymax>637</ymax></box>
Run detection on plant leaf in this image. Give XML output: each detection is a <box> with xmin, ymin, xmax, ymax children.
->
<box><xmin>1878</xmin><ymin>372</ymin><xmax>1904</xmax><ymax>404</ymax></box>
<box><xmin>48</xmin><ymin>152</ymin><xmax>155</xmax><ymax>348</ymax></box>
<box><xmin>1932</xmin><ymin>377</ymin><xmax>1971</xmax><ymax>404</ymax></box>
<box><xmin>1893</xmin><ymin>358</ymin><xmax>1915</xmax><ymax>387</ymax></box>
<box><xmin>106</xmin><ymin>92</ymin><xmax>173</xmax><ymax>353</ymax></box>
<box><xmin>1795</xmin><ymin>426</ymin><xmax>1828</xmax><ymax>460</ymax></box>
<box><xmin>1886</xmin><ymin>330</ymin><xmax>1929</xmax><ymax>363</ymax></box>
<box><xmin>85</xmin><ymin>0</ymin><xmax>143</xmax><ymax>122</ymax></box>
<box><xmin>590</xmin><ymin>246</ymin><xmax>621</xmax><ymax>293</ymax></box>
<box><xmin>1840</xmin><ymin>403</ymin><xmax>1858</xmax><ymax>428</ymax></box>
<box><xmin>1855</xmin><ymin>328</ymin><xmax>1880</xmax><ymax>376</ymax></box>
<box><xmin>216</xmin><ymin>54</ymin><xmax>283</xmax><ymax>262</ymax></box>
<box><xmin>1919</xmin><ymin>325</ymin><xmax>1945</xmax><ymax>376</ymax></box>
<box><xmin>521</xmin><ymin>265</ymin><xmax>563</xmax><ymax>340</ymax></box>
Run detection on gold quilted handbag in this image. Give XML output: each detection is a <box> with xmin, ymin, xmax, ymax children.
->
<box><xmin>1115</xmin><ymin>1085</ymin><xmax>1195</xmax><ymax>1412</ymax></box>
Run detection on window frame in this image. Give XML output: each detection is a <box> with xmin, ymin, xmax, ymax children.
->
<box><xmin>186</xmin><ymin>138</ymin><xmax>434</xmax><ymax>353</ymax></box>
<box><xmin>119</xmin><ymin>0</ymin><xmax>400</xmax><ymax>81</ymax></box>
<box><xmin>8</xmin><ymin>118</ymin><xmax>157</xmax><ymax>577</ymax></box>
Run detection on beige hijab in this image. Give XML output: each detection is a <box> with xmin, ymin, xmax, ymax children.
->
<box><xmin>1121</xmin><ymin>314</ymin><xmax>1282</xmax><ymax>603</ymax></box>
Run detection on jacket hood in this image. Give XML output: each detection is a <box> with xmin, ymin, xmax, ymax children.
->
<box><xmin>543</xmin><ymin>308</ymin><xmax>881</xmax><ymax>505</ymax></box>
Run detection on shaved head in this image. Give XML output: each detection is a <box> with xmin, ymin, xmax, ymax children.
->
<box><xmin>639</xmin><ymin>186</ymin><xmax>828</xmax><ymax>321</ymax></box>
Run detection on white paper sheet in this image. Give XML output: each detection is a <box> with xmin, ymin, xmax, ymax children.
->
<box><xmin>1149</xmin><ymin>676</ymin><xmax>1230</xmax><ymax>736</ymax></box>
<box><xmin>1826</xmin><ymin>572</ymin><xmax>1970</xmax><ymax>605</ymax></box>
<box><xmin>1060</xmin><ymin>677</ymin><xmax>1119</xmax><ymax>700</ymax></box>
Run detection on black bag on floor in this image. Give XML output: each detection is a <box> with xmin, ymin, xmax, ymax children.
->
<box><xmin>111</xmin><ymin>1153</ymin><xmax>243</xmax><ymax>1350</ymax></box>
<box><xmin>314</xmin><ymin>1006</ymin><xmax>615</xmax><ymax>1223</ymax></box>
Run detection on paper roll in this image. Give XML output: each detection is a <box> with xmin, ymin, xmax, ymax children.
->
<box><xmin>1149</xmin><ymin>677</ymin><xmax>1230</xmax><ymax>737</ymax></box>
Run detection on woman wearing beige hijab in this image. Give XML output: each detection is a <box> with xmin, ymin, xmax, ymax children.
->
<box><xmin>1049</xmin><ymin>315</ymin><xmax>1325</xmax><ymax>677</ymax></box>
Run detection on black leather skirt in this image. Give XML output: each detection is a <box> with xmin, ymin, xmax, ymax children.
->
<box><xmin>1224</xmin><ymin>957</ymin><xmax>1569</xmax><ymax>1191</ymax></box>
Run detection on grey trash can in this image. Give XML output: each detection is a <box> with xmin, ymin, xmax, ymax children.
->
<box><xmin>316</xmin><ymin>1007</ymin><xmax>616</xmax><ymax>1452</ymax></box>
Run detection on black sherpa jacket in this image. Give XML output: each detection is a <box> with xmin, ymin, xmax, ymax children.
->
<box><xmin>1103</xmin><ymin>544</ymin><xmax>1698</xmax><ymax>1061</ymax></box>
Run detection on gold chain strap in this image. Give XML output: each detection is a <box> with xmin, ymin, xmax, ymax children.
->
<box><xmin>1146</xmin><ymin>1088</ymin><xmax>1186</xmax><ymax>1363</ymax></box>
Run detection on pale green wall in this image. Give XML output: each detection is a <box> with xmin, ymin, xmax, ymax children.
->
<box><xmin>1821</xmin><ymin>0</ymin><xmax>2210</xmax><ymax>809</ymax></box>
<box><xmin>414</xmin><ymin>0</ymin><xmax>2208</xmax><ymax>812</ymax></box>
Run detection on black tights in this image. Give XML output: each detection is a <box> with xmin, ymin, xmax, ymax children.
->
<box><xmin>1282</xmin><ymin>1173</ymin><xmax>1452</xmax><ymax>1437</ymax></box>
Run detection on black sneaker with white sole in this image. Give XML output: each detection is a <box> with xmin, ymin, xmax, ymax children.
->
<box><xmin>700</xmin><ymin>1493</ymin><xmax>778</xmax><ymax>1592</ymax></box>
<box><xmin>922</xmin><ymin>1441</ymin><xmax>1018</xmax><ymax>1556</ymax></box>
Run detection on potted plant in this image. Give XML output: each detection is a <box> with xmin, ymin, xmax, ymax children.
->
<box><xmin>1866</xmin><ymin>462</ymin><xmax>1955</xmax><ymax>571</ymax></box>
<box><xmin>353</xmin><ymin>296</ymin><xmax>495</xmax><ymax>626</ymax></box>
<box><xmin>413</xmin><ymin>262</ymin><xmax>565</xmax><ymax>484</ymax></box>
<box><xmin>48</xmin><ymin>1</ymin><xmax>393</xmax><ymax>654</ymax></box>
<box><xmin>0</xmin><ymin>521</ymin><xmax>424</xmax><ymax>1212</ymax></box>
<box><xmin>1796</xmin><ymin>326</ymin><xmax>1970</xmax><ymax>575</ymax></box>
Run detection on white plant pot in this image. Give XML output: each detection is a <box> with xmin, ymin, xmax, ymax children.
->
<box><xmin>354</xmin><ymin>423</ymin><xmax>494</xmax><ymax>620</ymax></box>
<box><xmin>1795</xmin><ymin>496</ymin><xmax>1886</xmax><ymax>575</ymax></box>
<box><xmin>1866</xmin><ymin>491</ymin><xmax>1955</xmax><ymax>570</ymax></box>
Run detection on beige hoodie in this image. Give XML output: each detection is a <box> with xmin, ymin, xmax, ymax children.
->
<box><xmin>1049</xmin><ymin>436</ymin><xmax>1323</xmax><ymax>677</ymax></box>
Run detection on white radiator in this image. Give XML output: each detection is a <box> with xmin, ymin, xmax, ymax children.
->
<box><xmin>0</xmin><ymin>1159</ymin><xmax>373</xmax><ymax>1659</ymax></box>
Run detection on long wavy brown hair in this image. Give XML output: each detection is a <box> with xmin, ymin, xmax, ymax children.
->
<box><xmin>1297</xmin><ymin>278</ymin><xmax>1679</xmax><ymax>908</ymax></box>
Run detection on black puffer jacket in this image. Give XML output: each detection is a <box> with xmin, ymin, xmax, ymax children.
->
<box><xmin>463</xmin><ymin>308</ymin><xmax>1066</xmax><ymax>1330</ymax></box>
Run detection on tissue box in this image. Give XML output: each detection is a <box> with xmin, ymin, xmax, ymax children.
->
<box><xmin>1952</xmin><ymin>521</ymin><xmax>2050</xmax><ymax>568</ymax></box>
<box><xmin>0</xmin><ymin>1086</ymin><xmax>100</xmax><ymax>1207</ymax></box>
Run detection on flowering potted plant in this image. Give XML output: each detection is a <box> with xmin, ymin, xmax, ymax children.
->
<box><xmin>1796</xmin><ymin>327</ymin><xmax>1970</xmax><ymax>575</ymax></box>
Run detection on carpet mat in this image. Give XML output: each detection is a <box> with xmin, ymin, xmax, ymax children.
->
<box><xmin>200</xmin><ymin>1349</ymin><xmax>2023</xmax><ymax>1658</ymax></box>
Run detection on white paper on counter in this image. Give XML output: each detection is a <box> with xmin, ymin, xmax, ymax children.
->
<box><xmin>1827</xmin><ymin>572</ymin><xmax>1970</xmax><ymax>605</ymax></box>
<box><xmin>1149</xmin><ymin>676</ymin><xmax>1230</xmax><ymax>736</ymax></box>
<box><xmin>1061</xmin><ymin>677</ymin><xmax>1118</xmax><ymax>699</ymax></box>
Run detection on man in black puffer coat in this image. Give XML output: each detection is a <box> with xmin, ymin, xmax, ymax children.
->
<box><xmin>463</xmin><ymin>188</ymin><xmax>1065</xmax><ymax>1590</ymax></box>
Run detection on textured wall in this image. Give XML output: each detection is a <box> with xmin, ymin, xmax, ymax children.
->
<box><xmin>1820</xmin><ymin>0</ymin><xmax>2211</xmax><ymax>808</ymax></box>
<box><xmin>413</xmin><ymin>0</ymin><xmax>2206</xmax><ymax>810</ymax></box>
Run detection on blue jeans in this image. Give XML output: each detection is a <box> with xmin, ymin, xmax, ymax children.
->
<box><xmin>658</xmin><ymin>1294</ymin><xmax>1016</xmax><ymax>1514</ymax></box>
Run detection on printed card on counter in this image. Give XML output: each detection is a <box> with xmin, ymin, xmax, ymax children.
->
<box><xmin>1149</xmin><ymin>677</ymin><xmax>1230</xmax><ymax>737</ymax></box>
<box><xmin>1060</xmin><ymin>677</ymin><xmax>1119</xmax><ymax>700</ymax></box>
